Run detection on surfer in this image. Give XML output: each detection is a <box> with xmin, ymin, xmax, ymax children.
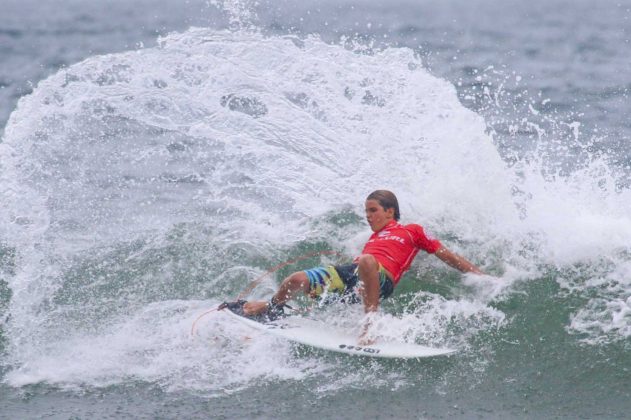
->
<box><xmin>242</xmin><ymin>190</ymin><xmax>484</xmax><ymax>344</ymax></box>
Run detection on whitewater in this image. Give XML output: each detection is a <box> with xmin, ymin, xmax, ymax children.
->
<box><xmin>1</xmin><ymin>1</ymin><xmax>630</xmax><ymax>418</ymax></box>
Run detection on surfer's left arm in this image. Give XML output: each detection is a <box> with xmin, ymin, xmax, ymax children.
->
<box><xmin>358</xmin><ymin>314</ymin><xmax>377</xmax><ymax>346</ymax></box>
<box><xmin>434</xmin><ymin>246</ymin><xmax>484</xmax><ymax>274</ymax></box>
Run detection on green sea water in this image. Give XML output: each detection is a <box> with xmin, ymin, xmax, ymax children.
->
<box><xmin>2</xmin><ymin>1</ymin><xmax>631</xmax><ymax>418</ymax></box>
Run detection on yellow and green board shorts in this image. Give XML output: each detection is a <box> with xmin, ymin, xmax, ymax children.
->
<box><xmin>304</xmin><ymin>263</ymin><xmax>394</xmax><ymax>300</ymax></box>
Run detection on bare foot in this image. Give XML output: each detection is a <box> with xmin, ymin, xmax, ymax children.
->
<box><xmin>243</xmin><ymin>300</ymin><xmax>268</xmax><ymax>315</ymax></box>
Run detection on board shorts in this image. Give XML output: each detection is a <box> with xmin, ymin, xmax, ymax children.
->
<box><xmin>303</xmin><ymin>263</ymin><xmax>394</xmax><ymax>302</ymax></box>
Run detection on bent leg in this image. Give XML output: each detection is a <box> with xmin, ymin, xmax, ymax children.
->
<box><xmin>274</xmin><ymin>271</ymin><xmax>310</xmax><ymax>304</ymax></box>
<box><xmin>243</xmin><ymin>271</ymin><xmax>310</xmax><ymax>315</ymax></box>
<box><xmin>356</xmin><ymin>254</ymin><xmax>380</xmax><ymax>313</ymax></box>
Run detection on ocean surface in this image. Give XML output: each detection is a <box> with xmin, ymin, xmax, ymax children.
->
<box><xmin>1</xmin><ymin>0</ymin><xmax>630</xmax><ymax>418</ymax></box>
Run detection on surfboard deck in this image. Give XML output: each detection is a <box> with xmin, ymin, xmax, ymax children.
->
<box><xmin>222</xmin><ymin>307</ymin><xmax>457</xmax><ymax>359</ymax></box>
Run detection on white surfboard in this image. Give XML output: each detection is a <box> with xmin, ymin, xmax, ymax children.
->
<box><xmin>223</xmin><ymin>308</ymin><xmax>457</xmax><ymax>359</ymax></box>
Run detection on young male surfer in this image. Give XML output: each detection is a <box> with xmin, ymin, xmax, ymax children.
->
<box><xmin>241</xmin><ymin>190</ymin><xmax>484</xmax><ymax>344</ymax></box>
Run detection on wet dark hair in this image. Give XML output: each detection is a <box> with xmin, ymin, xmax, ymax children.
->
<box><xmin>366</xmin><ymin>190</ymin><xmax>400</xmax><ymax>221</ymax></box>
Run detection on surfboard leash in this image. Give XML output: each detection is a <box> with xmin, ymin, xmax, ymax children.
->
<box><xmin>190</xmin><ymin>307</ymin><xmax>220</xmax><ymax>336</ymax></box>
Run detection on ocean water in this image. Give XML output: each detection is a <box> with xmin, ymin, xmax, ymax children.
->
<box><xmin>1</xmin><ymin>0</ymin><xmax>630</xmax><ymax>418</ymax></box>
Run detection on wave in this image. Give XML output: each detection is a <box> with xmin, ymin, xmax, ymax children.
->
<box><xmin>0</xmin><ymin>27</ymin><xmax>629</xmax><ymax>391</ymax></box>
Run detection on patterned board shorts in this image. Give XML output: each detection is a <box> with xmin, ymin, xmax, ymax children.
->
<box><xmin>303</xmin><ymin>263</ymin><xmax>394</xmax><ymax>301</ymax></box>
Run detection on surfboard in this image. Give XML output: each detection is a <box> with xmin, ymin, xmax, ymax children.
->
<box><xmin>223</xmin><ymin>307</ymin><xmax>457</xmax><ymax>359</ymax></box>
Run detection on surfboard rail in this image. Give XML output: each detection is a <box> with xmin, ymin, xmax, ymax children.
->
<box><xmin>222</xmin><ymin>307</ymin><xmax>457</xmax><ymax>359</ymax></box>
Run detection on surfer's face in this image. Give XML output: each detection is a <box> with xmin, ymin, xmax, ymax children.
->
<box><xmin>365</xmin><ymin>199</ymin><xmax>395</xmax><ymax>232</ymax></box>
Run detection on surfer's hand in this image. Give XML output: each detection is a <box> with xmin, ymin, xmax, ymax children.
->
<box><xmin>358</xmin><ymin>316</ymin><xmax>376</xmax><ymax>346</ymax></box>
<box><xmin>358</xmin><ymin>334</ymin><xmax>376</xmax><ymax>346</ymax></box>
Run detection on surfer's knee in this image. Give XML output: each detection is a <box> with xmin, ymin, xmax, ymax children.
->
<box><xmin>283</xmin><ymin>271</ymin><xmax>309</xmax><ymax>291</ymax></box>
<box><xmin>356</xmin><ymin>254</ymin><xmax>379</xmax><ymax>273</ymax></box>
